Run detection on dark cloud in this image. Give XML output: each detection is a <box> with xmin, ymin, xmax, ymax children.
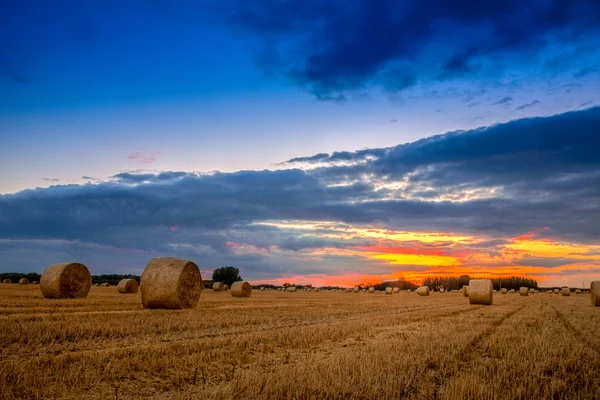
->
<box><xmin>514</xmin><ymin>100</ymin><xmax>540</xmax><ymax>111</ymax></box>
<box><xmin>221</xmin><ymin>0</ymin><xmax>600</xmax><ymax>99</ymax></box>
<box><xmin>493</xmin><ymin>97</ymin><xmax>513</xmax><ymax>105</ymax></box>
<box><xmin>514</xmin><ymin>257</ymin><xmax>582</xmax><ymax>268</ymax></box>
<box><xmin>1</xmin><ymin>107</ymin><xmax>600</xmax><ymax>274</ymax></box>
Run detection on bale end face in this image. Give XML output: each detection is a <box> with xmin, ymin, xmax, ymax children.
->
<box><xmin>2</xmin><ymin>279</ymin><xmax>11</xmax><ymax>284</ymax></box>
<box><xmin>141</xmin><ymin>257</ymin><xmax>202</xmax><ymax>309</ymax></box>
<box><xmin>385</xmin><ymin>287</ymin><xmax>393</xmax><ymax>295</ymax></box>
<box><xmin>500</xmin><ymin>288</ymin><xmax>508</xmax><ymax>294</ymax></box>
<box><xmin>41</xmin><ymin>263</ymin><xmax>92</xmax><ymax>299</ymax></box>
<box><xmin>519</xmin><ymin>287</ymin><xmax>529</xmax><ymax>296</ymax></box>
<box><xmin>368</xmin><ymin>287</ymin><xmax>375</xmax><ymax>293</ymax></box>
<box><xmin>468</xmin><ymin>279</ymin><xmax>493</xmax><ymax>305</ymax></box>
<box><xmin>213</xmin><ymin>282</ymin><xmax>224</xmax><ymax>291</ymax></box>
<box><xmin>416</xmin><ymin>286</ymin><xmax>430</xmax><ymax>296</ymax></box>
<box><xmin>117</xmin><ymin>279</ymin><xmax>139</xmax><ymax>294</ymax></box>
<box><xmin>19</xmin><ymin>278</ymin><xmax>30</xmax><ymax>285</ymax></box>
<box><xmin>561</xmin><ymin>287</ymin><xmax>571</xmax><ymax>296</ymax></box>
<box><xmin>591</xmin><ymin>281</ymin><xmax>600</xmax><ymax>306</ymax></box>
<box><xmin>231</xmin><ymin>281</ymin><xmax>252</xmax><ymax>297</ymax></box>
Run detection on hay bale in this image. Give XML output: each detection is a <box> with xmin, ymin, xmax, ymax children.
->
<box><xmin>462</xmin><ymin>286</ymin><xmax>469</xmax><ymax>297</ymax></box>
<box><xmin>213</xmin><ymin>282</ymin><xmax>224</xmax><ymax>291</ymax></box>
<box><xmin>19</xmin><ymin>278</ymin><xmax>29</xmax><ymax>285</ymax></box>
<box><xmin>509</xmin><ymin>289</ymin><xmax>515</xmax><ymax>293</ymax></box>
<box><xmin>575</xmin><ymin>289</ymin><xmax>582</xmax><ymax>294</ymax></box>
<box><xmin>40</xmin><ymin>263</ymin><xmax>92</xmax><ymax>299</ymax></box>
<box><xmin>140</xmin><ymin>257</ymin><xmax>202</xmax><ymax>309</ymax></box>
<box><xmin>416</xmin><ymin>286</ymin><xmax>430</xmax><ymax>296</ymax></box>
<box><xmin>223</xmin><ymin>284</ymin><xmax>229</xmax><ymax>291</ymax></box>
<box><xmin>553</xmin><ymin>288</ymin><xmax>559</xmax><ymax>294</ymax></box>
<box><xmin>231</xmin><ymin>281</ymin><xmax>252</xmax><ymax>297</ymax></box>
<box><xmin>493</xmin><ymin>290</ymin><xmax>497</xmax><ymax>293</ymax></box>
<box><xmin>260</xmin><ymin>287</ymin><xmax>265</xmax><ymax>291</ymax></box>
<box><xmin>501</xmin><ymin>288</ymin><xmax>507</xmax><ymax>294</ymax></box>
<box><xmin>101</xmin><ymin>283</ymin><xmax>110</xmax><ymax>287</ymax></box>
<box><xmin>353</xmin><ymin>286</ymin><xmax>360</xmax><ymax>293</ymax></box>
<box><xmin>385</xmin><ymin>287</ymin><xmax>393</xmax><ymax>295</ymax></box>
<box><xmin>468</xmin><ymin>279</ymin><xmax>493</xmax><ymax>305</ymax></box>
<box><xmin>117</xmin><ymin>279</ymin><xmax>139</xmax><ymax>294</ymax></box>
<box><xmin>519</xmin><ymin>287</ymin><xmax>529</xmax><ymax>296</ymax></box>
<box><xmin>393</xmin><ymin>287</ymin><xmax>400</xmax><ymax>294</ymax></box>
<box><xmin>287</xmin><ymin>286</ymin><xmax>297</xmax><ymax>292</ymax></box>
<box><xmin>439</xmin><ymin>288</ymin><xmax>445</xmax><ymax>293</ymax></box>
<box><xmin>368</xmin><ymin>287</ymin><xmax>375</xmax><ymax>293</ymax></box>
<box><xmin>591</xmin><ymin>281</ymin><xmax>600</xmax><ymax>306</ymax></box>
<box><xmin>32</xmin><ymin>281</ymin><xmax>39</xmax><ymax>285</ymax></box>
<box><xmin>94</xmin><ymin>283</ymin><xmax>100</xmax><ymax>287</ymax></box>
<box><xmin>3</xmin><ymin>279</ymin><xmax>11</xmax><ymax>284</ymax></box>
<box><xmin>561</xmin><ymin>287</ymin><xmax>570</xmax><ymax>296</ymax></box>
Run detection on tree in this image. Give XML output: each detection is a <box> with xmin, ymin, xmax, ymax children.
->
<box><xmin>212</xmin><ymin>266</ymin><xmax>242</xmax><ymax>286</ymax></box>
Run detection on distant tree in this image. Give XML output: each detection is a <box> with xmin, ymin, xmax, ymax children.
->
<box><xmin>458</xmin><ymin>275</ymin><xmax>471</xmax><ymax>289</ymax></box>
<box><xmin>212</xmin><ymin>266</ymin><xmax>242</xmax><ymax>287</ymax></box>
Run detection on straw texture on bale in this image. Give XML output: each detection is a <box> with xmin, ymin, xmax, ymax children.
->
<box><xmin>468</xmin><ymin>279</ymin><xmax>493</xmax><ymax>305</ymax></box>
<box><xmin>385</xmin><ymin>287</ymin><xmax>393</xmax><ymax>295</ymax></box>
<box><xmin>561</xmin><ymin>287</ymin><xmax>570</xmax><ymax>296</ymax></box>
<box><xmin>287</xmin><ymin>286</ymin><xmax>297</xmax><ymax>292</ymax></box>
<box><xmin>117</xmin><ymin>279</ymin><xmax>139</xmax><ymax>294</ymax></box>
<box><xmin>591</xmin><ymin>281</ymin><xmax>600</xmax><ymax>306</ymax></box>
<box><xmin>3</xmin><ymin>279</ymin><xmax>11</xmax><ymax>284</ymax></box>
<box><xmin>368</xmin><ymin>287</ymin><xmax>375</xmax><ymax>293</ymax></box>
<box><xmin>19</xmin><ymin>278</ymin><xmax>29</xmax><ymax>285</ymax></box>
<box><xmin>416</xmin><ymin>286</ymin><xmax>430</xmax><ymax>296</ymax></box>
<box><xmin>393</xmin><ymin>287</ymin><xmax>400</xmax><ymax>293</ymax></box>
<box><xmin>40</xmin><ymin>263</ymin><xmax>91</xmax><ymax>299</ymax></box>
<box><xmin>213</xmin><ymin>282</ymin><xmax>224</xmax><ymax>291</ymax></box>
<box><xmin>230</xmin><ymin>281</ymin><xmax>252</xmax><ymax>297</ymax></box>
<box><xmin>140</xmin><ymin>257</ymin><xmax>202</xmax><ymax>309</ymax></box>
<box><xmin>519</xmin><ymin>287</ymin><xmax>529</xmax><ymax>296</ymax></box>
<box><xmin>462</xmin><ymin>286</ymin><xmax>469</xmax><ymax>297</ymax></box>
<box><xmin>501</xmin><ymin>288</ymin><xmax>508</xmax><ymax>294</ymax></box>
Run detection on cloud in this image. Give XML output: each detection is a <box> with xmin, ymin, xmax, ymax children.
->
<box><xmin>514</xmin><ymin>100</ymin><xmax>540</xmax><ymax>111</ymax></box>
<box><xmin>493</xmin><ymin>97</ymin><xmax>513</xmax><ymax>105</ymax></box>
<box><xmin>221</xmin><ymin>0</ymin><xmax>600</xmax><ymax>99</ymax></box>
<box><xmin>514</xmin><ymin>257</ymin><xmax>582</xmax><ymax>268</ymax></box>
<box><xmin>389</xmin><ymin>118</ymin><xmax>398</xmax><ymax>123</ymax></box>
<box><xmin>1</xmin><ymin>107</ymin><xmax>600</xmax><ymax>279</ymax></box>
<box><xmin>127</xmin><ymin>148</ymin><xmax>162</xmax><ymax>164</ymax></box>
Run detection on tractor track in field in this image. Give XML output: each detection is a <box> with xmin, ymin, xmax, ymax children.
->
<box><xmin>4</xmin><ymin>303</ymin><xmax>481</xmax><ymax>363</ymax></box>
<box><xmin>548</xmin><ymin>303</ymin><xmax>600</xmax><ymax>356</ymax></box>
<box><xmin>430</xmin><ymin>304</ymin><xmax>526</xmax><ymax>399</ymax></box>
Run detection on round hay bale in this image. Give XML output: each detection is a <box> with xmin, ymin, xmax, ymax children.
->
<box><xmin>439</xmin><ymin>288</ymin><xmax>445</xmax><ymax>293</ymax></box>
<box><xmin>393</xmin><ymin>287</ymin><xmax>400</xmax><ymax>294</ymax></box>
<box><xmin>19</xmin><ymin>278</ymin><xmax>29</xmax><ymax>285</ymax></box>
<box><xmin>501</xmin><ymin>288</ymin><xmax>508</xmax><ymax>294</ymax></box>
<box><xmin>260</xmin><ymin>287</ymin><xmax>265</xmax><ymax>291</ymax></box>
<box><xmin>287</xmin><ymin>286</ymin><xmax>297</xmax><ymax>292</ymax></box>
<box><xmin>561</xmin><ymin>287</ymin><xmax>570</xmax><ymax>296</ymax></box>
<box><xmin>213</xmin><ymin>282</ymin><xmax>224</xmax><ymax>291</ymax></box>
<box><xmin>94</xmin><ymin>283</ymin><xmax>100</xmax><ymax>287</ymax></box>
<box><xmin>519</xmin><ymin>287</ymin><xmax>529</xmax><ymax>296</ymax></box>
<box><xmin>140</xmin><ymin>257</ymin><xmax>202</xmax><ymax>309</ymax></box>
<box><xmin>462</xmin><ymin>286</ymin><xmax>469</xmax><ymax>297</ymax></box>
<box><xmin>591</xmin><ymin>281</ymin><xmax>600</xmax><ymax>306</ymax></box>
<box><xmin>101</xmin><ymin>283</ymin><xmax>110</xmax><ymax>287</ymax></box>
<box><xmin>32</xmin><ymin>281</ymin><xmax>39</xmax><ymax>285</ymax></box>
<box><xmin>3</xmin><ymin>279</ymin><xmax>11</xmax><ymax>284</ymax></box>
<box><xmin>468</xmin><ymin>279</ymin><xmax>493</xmax><ymax>305</ymax></box>
<box><xmin>353</xmin><ymin>286</ymin><xmax>360</xmax><ymax>293</ymax></box>
<box><xmin>416</xmin><ymin>286</ymin><xmax>430</xmax><ymax>296</ymax></box>
<box><xmin>553</xmin><ymin>288</ymin><xmax>559</xmax><ymax>294</ymax></box>
<box><xmin>40</xmin><ymin>263</ymin><xmax>92</xmax><ymax>299</ymax></box>
<box><xmin>368</xmin><ymin>287</ymin><xmax>375</xmax><ymax>293</ymax></box>
<box><xmin>493</xmin><ymin>290</ymin><xmax>497</xmax><ymax>293</ymax></box>
<box><xmin>385</xmin><ymin>287</ymin><xmax>393</xmax><ymax>295</ymax></box>
<box><xmin>117</xmin><ymin>279</ymin><xmax>139</xmax><ymax>294</ymax></box>
<box><xmin>575</xmin><ymin>289</ymin><xmax>582</xmax><ymax>294</ymax></box>
<box><xmin>509</xmin><ymin>289</ymin><xmax>515</xmax><ymax>293</ymax></box>
<box><xmin>223</xmin><ymin>284</ymin><xmax>229</xmax><ymax>291</ymax></box>
<box><xmin>231</xmin><ymin>281</ymin><xmax>252</xmax><ymax>297</ymax></box>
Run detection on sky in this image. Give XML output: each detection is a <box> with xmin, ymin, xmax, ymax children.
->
<box><xmin>1</xmin><ymin>0</ymin><xmax>599</xmax><ymax>287</ymax></box>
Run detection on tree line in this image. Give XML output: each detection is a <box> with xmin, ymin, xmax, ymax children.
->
<box><xmin>422</xmin><ymin>275</ymin><xmax>538</xmax><ymax>291</ymax></box>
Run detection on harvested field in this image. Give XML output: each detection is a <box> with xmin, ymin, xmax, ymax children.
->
<box><xmin>1</xmin><ymin>285</ymin><xmax>599</xmax><ymax>399</ymax></box>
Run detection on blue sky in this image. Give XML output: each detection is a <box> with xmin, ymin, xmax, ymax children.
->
<box><xmin>1</xmin><ymin>1</ymin><xmax>599</xmax><ymax>286</ymax></box>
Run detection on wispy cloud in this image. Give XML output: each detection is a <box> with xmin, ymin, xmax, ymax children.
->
<box><xmin>127</xmin><ymin>148</ymin><xmax>162</xmax><ymax>165</ymax></box>
<box><xmin>514</xmin><ymin>100</ymin><xmax>540</xmax><ymax>111</ymax></box>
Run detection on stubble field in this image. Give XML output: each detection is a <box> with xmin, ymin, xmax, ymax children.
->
<box><xmin>1</xmin><ymin>285</ymin><xmax>599</xmax><ymax>399</ymax></box>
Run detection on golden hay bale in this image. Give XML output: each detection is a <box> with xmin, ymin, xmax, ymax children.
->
<box><xmin>468</xmin><ymin>279</ymin><xmax>493</xmax><ymax>305</ymax></box>
<box><xmin>501</xmin><ymin>288</ymin><xmax>508</xmax><ymax>294</ymax></box>
<box><xmin>94</xmin><ymin>283</ymin><xmax>100</xmax><ymax>287</ymax></box>
<box><xmin>561</xmin><ymin>287</ymin><xmax>570</xmax><ymax>296</ymax></box>
<box><xmin>509</xmin><ymin>289</ymin><xmax>515</xmax><ymax>293</ymax></box>
<box><xmin>416</xmin><ymin>286</ymin><xmax>430</xmax><ymax>296</ymax></box>
<box><xmin>439</xmin><ymin>288</ymin><xmax>445</xmax><ymax>293</ymax></box>
<box><xmin>553</xmin><ymin>288</ymin><xmax>559</xmax><ymax>294</ymax></box>
<box><xmin>519</xmin><ymin>287</ymin><xmax>529</xmax><ymax>296</ymax></box>
<box><xmin>140</xmin><ymin>257</ymin><xmax>202</xmax><ymax>309</ymax></box>
<box><xmin>575</xmin><ymin>289</ymin><xmax>582</xmax><ymax>294</ymax></box>
<box><xmin>368</xmin><ymin>287</ymin><xmax>375</xmax><ymax>293</ymax></box>
<box><xmin>19</xmin><ymin>278</ymin><xmax>29</xmax><ymax>285</ymax></box>
<box><xmin>117</xmin><ymin>279</ymin><xmax>139</xmax><ymax>294</ymax></box>
<box><xmin>3</xmin><ymin>279</ymin><xmax>11</xmax><ymax>284</ymax></box>
<box><xmin>385</xmin><ymin>287</ymin><xmax>393</xmax><ymax>295</ymax></box>
<box><xmin>32</xmin><ymin>281</ymin><xmax>39</xmax><ymax>285</ymax></box>
<box><xmin>101</xmin><ymin>282</ymin><xmax>110</xmax><ymax>287</ymax></box>
<box><xmin>287</xmin><ymin>286</ymin><xmax>297</xmax><ymax>292</ymax></box>
<box><xmin>353</xmin><ymin>286</ymin><xmax>360</xmax><ymax>293</ymax></box>
<box><xmin>462</xmin><ymin>286</ymin><xmax>469</xmax><ymax>297</ymax></box>
<box><xmin>591</xmin><ymin>281</ymin><xmax>600</xmax><ymax>306</ymax></box>
<box><xmin>260</xmin><ymin>287</ymin><xmax>265</xmax><ymax>291</ymax></box>
<box><xmin>393</xmin><ymin>287</ymin><xmax>400</xmax><ymax>294</ymax></box>
<box><xmin>230</xmin><ymin>281</ymin><xmax>252</xmax><ymax>297</ymax></box>
<box><xmin>40</xmin><ymin>263</ymin><xmax>91</xmax><ymax>299</ymax></box>
<box><xmin>213</xmin><ymin>282</ymin><xmax>224</xmax><ymax>291</ymax></box>
<box><xmin>224</xmin><ymin>284</ymin><xmax>229</xmax><ymax>290</ymax></box>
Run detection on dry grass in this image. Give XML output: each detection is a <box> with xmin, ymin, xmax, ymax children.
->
<box><xmin>1</xmin><ymin>285</ymin><xmax>599</xmax><ymax>399</ymax></box>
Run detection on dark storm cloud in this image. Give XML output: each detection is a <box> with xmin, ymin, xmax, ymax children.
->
<box><xmin>222</xmin><ymin>0</ymin><xmax>600</xmax><ymax>99</ymax></box>
<box><xmin>1</xmin><ymin>107</ymin><xmax>600</xmax><ymax>272</ymax></box>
